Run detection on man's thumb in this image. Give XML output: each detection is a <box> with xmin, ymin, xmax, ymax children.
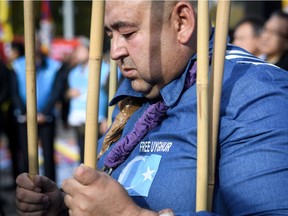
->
<box><xmin>73</xmin><ymin>164</ymin><xmax>97</xmax><ymax>186</ymax></box>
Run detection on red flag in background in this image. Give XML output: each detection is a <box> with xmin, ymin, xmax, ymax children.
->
<box><xmin>41</xmin><ymin>0</ymin><xmax>52</xmax><ymax>21</ymax></box>
<box><xmin>39</xmin><ymin>0</ymin><xmax>54</xmax><ymax>55</ymax></box>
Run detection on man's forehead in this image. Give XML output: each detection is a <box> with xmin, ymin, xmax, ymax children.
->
<box><xmin>104</xmin><ymin>0</ymin><xmax>175</xmax><ymax>29</ymax></box>
<box><xmin>105</xmin><ymin>0</ymin><xmax>149</xmax><ymax>8</ymax></box>
<box><xmin>105</xmin><ymin>0</ymin><xmax>170</xmax><ymax>12</ymax></box>
<box><xmin>105</xmin><ymin>1</ymin><xmax>151</xmax><ymax>25</ymax></box>
<box><xmin>266</xmin><ymin>16</ymin><xmax>288</xmax><ymax>30</ymax></box>
<box><xmin>105</xmin><ymin>1</ymin><xmax>149</xmax><ymax>14</ymax></box>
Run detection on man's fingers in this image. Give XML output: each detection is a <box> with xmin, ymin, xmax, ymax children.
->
<box><xmin>63</xmin><ymin>193</ymin><xmax>73</xmax><ymax>210</ymax></box>
<box><xmin>16</xmin><ymin>173</ymin><xmax>41</xmax><ymax>192</ymax></box>
<box><xmin>16</xmin><ymin>199</ymin><xmax>49</xmax><ymax>213</ymax></box>
<box><xmin>64</xmin><ymin>189</ymin><xmax>93</xmax><ymax>216</ymax></box>
<box><xmin>61</xmin><ymin>177</ymin><xmax>79</xmax><ymax>196</ymax></box>
<box><xmin>61</xmin><ymin>164</ymin><xmax>100</xmax><ymax>196</ymax></box>
<box><xmin>73</xmin><ymin>164</ymin><xmax>99</xmax><ymax>186</ymax></box>
<box><xmin>16</xmin><ymin>173</ymin><xmax>58</xmax><ymax>194</ymax></box>
<box><xmin>64</xmin><ymin>193</ymin><xmax>84</xmax><ymax>216</ymax></box>
<box><xmin>16</xmin><ymin>189</ymin><xmax>50</xmax><ymax>215</ymax></box>
<box><xmin>36</xmin><ymin>175</ymin><xmax>59</xmax><ymax>193</ymax></box>
<box><xmin>16</xmin><ymin>209</ymin><xmax>48</xmax><ymax>216</ymax></box>
<box><xmin>16</xmin><ymin>186</ymin><xmax>50</xmax><ymax>206</ymax></box>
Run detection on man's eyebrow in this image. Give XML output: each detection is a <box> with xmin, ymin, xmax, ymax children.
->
<box><xmin>105</xmin><ymin>21</ymin><xmax>137</xmax><ymax>31</ymax></box>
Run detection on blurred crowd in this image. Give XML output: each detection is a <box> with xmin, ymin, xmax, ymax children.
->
<box><xmin>0</xmin><ymin>34</ymin><xmax>120</xmax><ymax>185</ymax></box>
<box><xmin>232</xmin><ymin>10</ymin><xmax>288</xmax><ymax>71</ymax></box>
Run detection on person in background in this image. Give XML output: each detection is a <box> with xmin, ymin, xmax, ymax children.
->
<box><xmin>54</xmin><ymin>47</ymin><xmax>79</xmax><ymax>129</ymax></box>
<box><xmin>259</xmin><ymin>10</ymin><xmax>288</xmax><ymax>71</ymax></box>
<box><xmin>7</xmin><ymin>41</ymin><xmax>25</xmax><ymax>66</ymax></box>
<box><xmin>15</xmin><ymin>1</ymin><xmax>288</xmax><ymax>215</ymax></box>
<box><xmin>66</xmin><ymin>37</ymin><xmax>108</xmax><ymax>163</ymax></box>
<box><xmin>233</xmin><ymin>16</ymin><xmax>265</xmax><ymax>58</ymax></box>
<box><xmin>0</xmin><ymin>60</ymin><xmax>11</xmax><ymax>148</ymax></box>
<box><xmin>11</xmin><ymin>36</ymin><xmax>63</xmax><ymax>181</ymax></box>
<box><xmin>0</xmin><ymin>58</ymin><xmax>20</xmax><ymax>182</ymax></box>
<box><xmin>1</xmin><ymin>40</ymin><xmax>25</xmax><ymax>181</ymax></box>
<box><xmin>98</xmin><ymin>49</ymin><xmax>110</xmax><ymax>136</ymax></box>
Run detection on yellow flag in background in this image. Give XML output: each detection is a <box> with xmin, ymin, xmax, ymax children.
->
<box><xmin>0</xmin><ymin>0</ymin><xmax>14</xmax><ymax>43</ymax></box>
<box><xmin>283</xmin><ymin>0</ymin><xmax>288</xmax><ymax>13</ymax></box>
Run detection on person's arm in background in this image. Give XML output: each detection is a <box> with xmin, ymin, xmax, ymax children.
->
<box><xmin>10</xmin><ymin>69</ymin><xmax>26</xmax><ymax>119</ymax></box>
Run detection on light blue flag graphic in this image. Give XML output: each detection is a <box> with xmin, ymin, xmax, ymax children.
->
<box><xmin>118</xmin><ymin>154</ymin><xmax>162</xmax><ymax>197</ymax></box>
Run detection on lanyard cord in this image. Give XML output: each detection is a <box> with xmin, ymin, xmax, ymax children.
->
<box><xmin>101</xmin><ymin>59</ymin><xmax>199</xmax><ymax>174</ymax></box>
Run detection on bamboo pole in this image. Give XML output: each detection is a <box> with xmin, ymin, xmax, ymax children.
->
<box><xmin>23</xmin><ymin>0</ymin><xmax>39</xmax><ymax>177</ymax></box>
<box><xmin>208</xmin><ymin>0</ymin><xmax>231</xmax><ymax>211</ymax></box>
<box><xmin>196</xmin><ymin>0</ymin><xmax>209</xmax><ymax>211</ymax></box>
<box><xmin>107</xmin><ymin>47</ymin><xmax>118</xmax><ymax>127</ymax></box>
<box><xmin>84</xmin><ymin>0</ymin><xmax>105</xmax><ymax>168</ymax></box>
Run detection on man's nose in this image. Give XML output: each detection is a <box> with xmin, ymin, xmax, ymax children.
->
<box><xmin>110</xmin><ymin>36</ymin><xmax>128</xmax><ymax>61</ymax></box>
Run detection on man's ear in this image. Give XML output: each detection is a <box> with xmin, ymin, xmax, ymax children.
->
<box><xmin>171</xmin><ymin>2</ymin><xmax>196</xmax><ymax>44</ymax></box>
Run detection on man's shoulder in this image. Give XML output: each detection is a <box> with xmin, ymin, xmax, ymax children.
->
<box><xmin>225</xmin><ymin>45</ymin><xmax>271</xmax><ymax>66</ymax></box>
<box><xmin>220</xmin><ymin>45</ymin><xmax>288</xmax><ymax>108</ymax></box>
<box><xmin>224</xmin><ymin>44</ymin><xmax>288</xmax><ymax>80</ymax></box>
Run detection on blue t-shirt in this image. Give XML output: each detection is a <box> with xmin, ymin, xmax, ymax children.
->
<box><xmin>12</xmin><ymin>56</ymin><xmax>61</xmax><ymax>113</ymax></box>
<box><xmin>68</xmin><ymin>62</ymin><xmax>108</xmax><ymax>124</ymax></box>
<box><xmin>97</xmin><ymin>37</ymin><xmax>288</xmax><ymax>215</ymax></box>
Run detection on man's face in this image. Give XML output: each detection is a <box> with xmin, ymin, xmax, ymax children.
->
<box><xmin>74</xmin><ymin>45</ymin><xmax>89</xmax><ymax>65</ymax></box>
<box><xmin>260</xmin><ymin>16</ymin><xmax>288</xmax><ymax>57</ymax></box>
<box><xmin>105</xmin><ymin>1</ymin><xmax>184</xmax><ymax>99</ymax></box>
<box><xmin>233</xmin><ymin>22</ymin><xmax>260</xmax><ymax>56</ymax></box>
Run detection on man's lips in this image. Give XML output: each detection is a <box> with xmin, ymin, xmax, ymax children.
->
<box><xmin>122</xmin><ymin>67</ymin><xmax>137</xmax><ymax>78</ymax></box>
<box><xmin>122</xmin><ymin>66</ymin><xmax>135</xmax><ymax>71</ymax></box>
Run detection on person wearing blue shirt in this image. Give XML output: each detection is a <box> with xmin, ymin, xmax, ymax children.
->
<box><xmin>66</xmin><ymin>37</ymin><xmax>109</xmax><ymax>163</ymax></box>
<box><xmin>11</xmin><ymin>42</ymin><xmax>62</xmax><ymax>182</ymax></box>
<box><xmin>15</xmin><ymin>1</ymin><xmax>288</xmax><ymax>215</ymax></box>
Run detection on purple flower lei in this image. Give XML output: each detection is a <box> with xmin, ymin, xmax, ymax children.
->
<box><xmin>104</xmin><ymin>60</ymin><xmax>198</xmax><ymax>170</ymax></box>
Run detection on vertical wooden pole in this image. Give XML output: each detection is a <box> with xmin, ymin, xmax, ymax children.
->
<box><xmin>84</xmin><ymin>0</ymin><xmax>105</xmax><ymax>168</ymax></box>
<box><xmin>208</xmin><ymin>0</ymin><xmax>231</xmax><ymax>211</ymax></box>
<box><xmin>23</xmin><ymin>0</ymin><xmax>39</xmax><ymax>177</ymax></box>
<box><xmin>196</xmin><ymin>0</ymin><xmax>209</xmax><ymax>211</ymax></box>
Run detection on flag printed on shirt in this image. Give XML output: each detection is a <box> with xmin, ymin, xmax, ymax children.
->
<box><xmin>118</xmin><ymin>154</ymin><xmax>162</xmax><ymax>197</ymax></box>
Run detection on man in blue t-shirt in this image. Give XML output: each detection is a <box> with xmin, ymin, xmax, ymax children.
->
<box><xmin>66</xmin><ymin>37</ymin><xmax>109</xmax><ymax>163</ymax></box>
<box><xmin>15</xmin><ymin>1</ymin><xmax>288</xmax><ymax>215</ymax></box>
<box><xmin>11</xmin><ymin>39</ymin><xmax>62</xmax><ymax>182</ymax></box>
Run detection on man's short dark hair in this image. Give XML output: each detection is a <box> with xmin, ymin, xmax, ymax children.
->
<box><xmin>234</xmin><ymin>16</ymin><xmax>265</xmax><ymax>37</ymax></box>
